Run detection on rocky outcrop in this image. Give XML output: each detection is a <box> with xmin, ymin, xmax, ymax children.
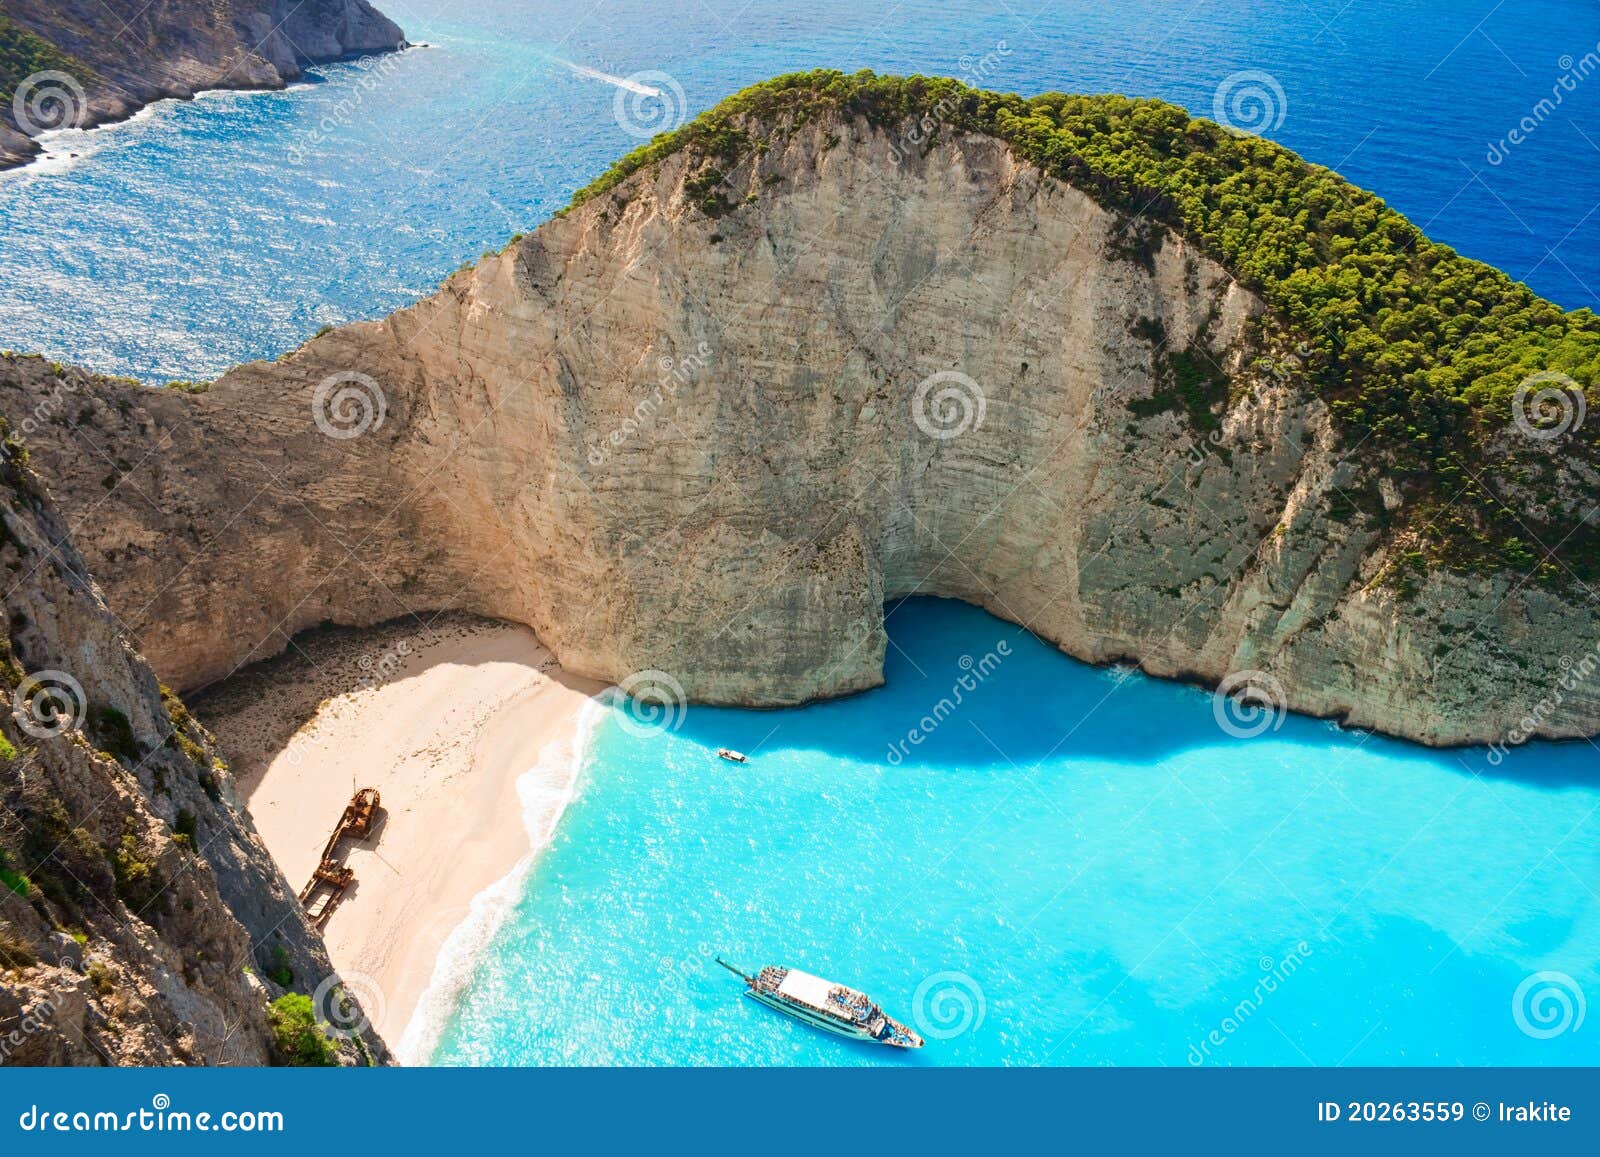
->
<box><xmin>0</xmin><ymin>0</ymin><xmax>405</xmax><ymax>168</ymax></box>
<box><xmin>3</xmin><ymin>110</ymin><xmax>1597</xmax><ymax>747</ymax></box>
<box><xmin>0</xmin><ymin>434</ymin><xmax>384</xmax><ymax>1064</ymax></box>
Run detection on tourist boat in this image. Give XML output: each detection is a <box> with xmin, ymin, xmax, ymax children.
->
<box><xmin>716</xmin><ymin>748</ymin><xmax>748</xmax><ymax>763</ymax></box>
<box><xmin>716</xmin><ymin>959</ymin><xmax>923</xmax><ymax>1048</ymax></box>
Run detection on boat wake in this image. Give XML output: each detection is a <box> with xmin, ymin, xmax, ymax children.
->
<box><xmin>552</xmin><ymin>57</ymin><xmax>663</xmax><ymax>95</ymax></box>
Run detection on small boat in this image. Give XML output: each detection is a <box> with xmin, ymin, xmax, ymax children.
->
<box><xmin>716</xmin><ymin>958</ymin><xmax>923</xmax><ymax>1048</ymax></box>
<box><xmin>716</xmin><ymin>748</ymin><xmax>748</xmax><ymax>763</ymax></box>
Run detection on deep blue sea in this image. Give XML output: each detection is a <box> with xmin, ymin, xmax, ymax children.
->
<box><xmin>0</xmin><ymin>1</ymin><xmax>1595</xmax><ymax>1065</ymax></box>
<box><xmin>0</xmin><ymin>0</ymin><xmax>1595</xmax><ymax>383</ymax></box>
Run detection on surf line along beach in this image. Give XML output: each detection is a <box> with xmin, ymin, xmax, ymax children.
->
<box><xmin>194</xmin><ymin>615</ymin><xmax>603</xmax><ymax>1053</ymax></box>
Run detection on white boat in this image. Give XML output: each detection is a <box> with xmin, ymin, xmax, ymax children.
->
<box><xmin>716</xmin><ymin>748</ymin><xmax>748</xmax><ymax>763</ymax></box>
<box><xmin>716</xmin><ymin>959</ymin><xmax>923</xmax><ymax>1048</ymax></box>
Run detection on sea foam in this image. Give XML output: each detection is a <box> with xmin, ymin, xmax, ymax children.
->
<box><xmin>395</xmin><ymin>694</ymin><xmax>604</xmax><ymax>1065</ymax></box>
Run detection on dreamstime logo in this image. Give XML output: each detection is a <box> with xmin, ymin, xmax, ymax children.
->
<box><xmin>912</xmin><ymin>371</ymin><xmax>986</xmax><ymax>440</ymax></box>
<box><xmin>1211</xmin><ymin>669</ymin><xmax>1286</xmax><ymax>739</ymax></box>
<box><xmin>1183</xmin><ymin>428</ymin><xmax>1228</xmax><ymax>466</ymax></box>
<box><xmin>0</xmin><ymin>998</ymin><xmax>54</xmax><ymax>1060</ymax></box>
<box><xmin>11</xmin><ymin>670</ymin><xmax>86</xmax><ymax>739</ymax></box>
<box><xmin>1512</xmin><ymin>971</ymin><xmax>1586</xmax><ymax>1040</ymax></box>
<box><xmin>912</xmin><ymin>971</ymin><xmax>986</xmax><ymax>1041</ymax></box>
<box><xmin>614</xmin><ymin>71</ymin><xmax>687</xmax><ymax>139</ymax></box>
<box><xmin>1212</xmin><ymin>70</ymin><xmax>1287</xmax><ymax>135</ymax></box>
<box><xmin>608</xmin><ymin>669</ymin><xmax>688</xmax><ymax>738</ymax></box>
<box><xmin>13</xmin><ymin>71</ymin><xmax>87</xmax><ymax>135</ymax></box>
<box><xmin>1512</xmin><ymin>371</ymin><xmax>1586</xmax><ymax>441</ymax></box>
<box><xmin>311</xmin><ymin>970</ymin><xmax>385</xmax><ymax>1039</ymax></box>
<box><xmin>312</xmin><ymin>372</ymin><xmax>386</xmax><ymax>440</ymax></box>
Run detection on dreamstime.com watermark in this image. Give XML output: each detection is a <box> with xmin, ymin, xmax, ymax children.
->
<box><xmin>911</xmin><ymin>370</ymin><xmax>987</xmax><ymax>440</ymax></box>
<box><xmin>1211</xmin><ymin>669</ymin><xmax>1287</xmax><ymax>739</ymax></box>
<box><xmin>16</xmin><ymin>1095</ymin><xmax>283</xmax><ymax>1134</ymax></box>
<box><xmin>0</xmin><ymin>993</ymin><xmax>59</xmax><ymax>1064</ymax></box>
<box><xmin>311</xmin><ymin>970</ymin><xmax>384</xmax><ymax>1039</ymax></box>
<box><xmin>886</xmin><ymin>40</ymin><xmax>1011</xmax><ymax>164</ymax></box>
<box><xmin>1</xmin><ymin>373</ymin><xmax>80</xmax><ymax>464</ymax></box>
<box><xmin>885</xmin><ymin>641</ymin><xmax>1011</xmax><ymax>765</ymax></box>
<box><xmin>1485</xmin><ymin>638</ymin><xmax>1600</xmax><ymax>765</ymax></box>
<box><xmin>588</xmin><ymin>341</ymin><xmax>712</xmax><ymax>467</ymax></box>
<box><xmin>1187</xmin><ymin>941</ymin><xmax>1314</xmax><ymax>1064</ymax></box>
<box><xmin>286</xmin><ymin>54</ymin><xmax>405</xmax><ymax>165</ymax></box>
<box><xmin>312</xmin><ymin>371</ymin><xmax>386</xmax><ymax>439</ymax></box>
<box><xmin>1511</xmin><ymin>371</ymin><xmax>1587</xmax><ymax>441</ymax></box>
<box><xmin>614</xmin><ymin>71</ymin><xmax>688</xmax><ymax>139</ymax></box>
<box><xmin>354</xmin><ymin>639</ymin><xmax>413</xmax><ymax>688</ymax></box>
<box><xmin>605</xmin><ymin>669</ymin><xmax>689</xmax><ymax>739</ymax></box>
<box><xmin>1486</xmin><ymin>43</ymin><xmax>1600</xmax><ymax>165</ymax></box>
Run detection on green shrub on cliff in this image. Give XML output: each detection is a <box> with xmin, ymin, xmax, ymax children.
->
<box><xmin>0</xmin><ymin>848</ymin><xmax>29</xmax><ymax>898</ymax></box>
<box><xmin>110</xmin><ymin>825</ymin><xmax>164</xmax><ymax>919</ymax></box>
<box><xmin>267</xmin><ymin>993</ymin><xmax>336</xmax><ymax>1066</ymax></box>
<box><xmin>0</xmin><ymin>16</ymin><xmax>93</xmax><ymax>108</ymax></box>
<box><xmin>569</xmin><ymin>70</ymin><xmax>1599</xmax><ymax>581</ymax></box>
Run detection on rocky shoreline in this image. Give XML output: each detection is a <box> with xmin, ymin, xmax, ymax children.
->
<box><xmin>0</xmin><ymin>0</ymin><xmax>406</xmax><ymax>169</ymax></box>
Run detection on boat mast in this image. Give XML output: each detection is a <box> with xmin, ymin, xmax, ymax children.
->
<box><xmin>715</xmin><ymin>957</ymin><xmax>754</xmax><ymax>984</ymax></box>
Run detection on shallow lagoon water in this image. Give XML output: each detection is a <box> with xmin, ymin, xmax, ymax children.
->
<box><xmin>432</xmin><ymin>599</ymin><xmax>1598</xmax><ymax>1066</ymax></box>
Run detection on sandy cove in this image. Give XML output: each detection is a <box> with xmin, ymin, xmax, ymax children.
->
<box><xmin>193</xmin><ymin>614</ymin><xmax>603</xmax><ymax>1060</ymax></box>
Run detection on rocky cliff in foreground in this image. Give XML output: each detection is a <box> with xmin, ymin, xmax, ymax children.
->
<box><xmin>0</xmin><ymin>431</ymin><xmax>384</xmax><ymax>1064</ymax></box>
<box><xmin>3</xmin><ymin>72</ymin><xmax>1598</xmax><ymax>748</ymax></box>
<box><xmin>0</xmin><ymin>0</ymin><xmax>405</xmax><ymax>167</ymax></box>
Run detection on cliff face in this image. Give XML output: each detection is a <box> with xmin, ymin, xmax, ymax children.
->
<box><xmin>0</xmin><ymin>0</ymin><xmax>404</xmax><ymax>167</ymax></box>
<box><xmin>0</xmin><ymin>437</ymin><xmax>383</xmax><ymax>1064</ymax></box>
<box><xmin>3</xmin><ymin>113</ymin><xmax>1597</xmax><ymax>747</ymax></box>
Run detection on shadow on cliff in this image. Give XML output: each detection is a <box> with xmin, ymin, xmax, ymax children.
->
<box><xmin>662</xmin><ymin>597</ymin><xmax>1598</xmax><ymax>791</ymax></box>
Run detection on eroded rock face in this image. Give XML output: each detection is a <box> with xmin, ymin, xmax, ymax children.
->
<box><xmin>0</xmin><ymin>0</ymin><xmax>405</xmax><ymax>167</ymax></box>
<box><xmin>3</xmin><ymin>115</ymin><xmax>1597</xmax><ymax>745</ymax></box>
<box><xmin>0</xmin><ymin>448</ymin><xmax>384</xmax><ymax>1065</ymax></box>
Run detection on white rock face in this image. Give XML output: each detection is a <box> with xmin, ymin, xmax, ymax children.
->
<box><xmin>5</xmin><ymin>115</ymin><xmax>1597</xmax><ymax>745</ymax></box>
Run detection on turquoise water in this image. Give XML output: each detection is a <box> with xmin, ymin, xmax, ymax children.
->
<box><xmin>0</xmin><ymin>0</ymin><xmax>1594</xmax><ymax>1066</ymax></box>
<box><xmin>0</xmin><ymin>0</ymin><xmax>1594</xmax><ymax>382</ymax></box>
<box><xmin>432</xmin><ymin>599</ymin><xmax>1599</xmax><ymax>1066</ymax></box>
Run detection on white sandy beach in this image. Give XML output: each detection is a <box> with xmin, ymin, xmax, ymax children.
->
<box><xmin>195</xmin><ymin>615</ymin><xmax>603</xmax><ymax>1058</ymax></box>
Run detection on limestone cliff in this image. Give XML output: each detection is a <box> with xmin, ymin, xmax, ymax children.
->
<box><xmin>0</xmin><ymin>0</ymin><xmax>405</xmax><ymax>167</ymax></box>
<box><xmin>0</xmin><ymin>432</ymin><xmax>384</xmax><ymax>1064</ymax></box>
<box><xmin>2</xmin><ymin>81</ymin><xmax>1597</xmax><ymax>748</ymax></box>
